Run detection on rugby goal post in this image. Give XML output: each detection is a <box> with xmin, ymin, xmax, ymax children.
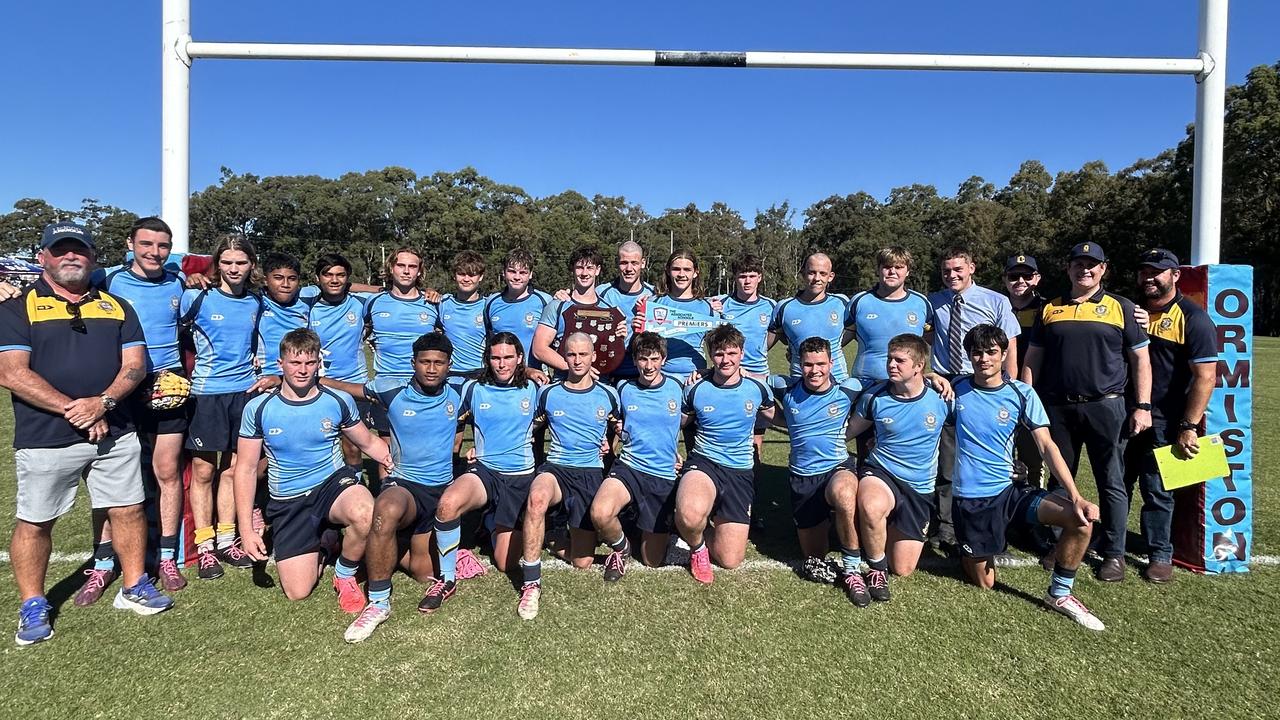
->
<box><xmin>159</xmin><ymin>0</ymin><xmax>1252</xmax><ymax>573</ymax></box>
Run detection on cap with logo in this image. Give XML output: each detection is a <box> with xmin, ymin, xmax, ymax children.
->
<box><xmin>1140</xmin><ymin>248</ymin><xmax>1179</xmax><ymax>271</ymax></box>
<box><xmin>1067</xmin><ymin>242</ymin><xmax>1106</xmax><ymax>263</ymax></box>
<box><xmin>1005</xmin><ymin>254</ymin><xmax>1039</xmax><ymax>273</ymax></box>
<box><xmin>40</xmin><ymin>222</ymin><xmax>95</xmax><ymax>251</ymax></box>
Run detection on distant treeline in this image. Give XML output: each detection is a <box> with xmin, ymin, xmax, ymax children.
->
<box><xmin>4</xmin><ymin>62</ymin><xmax>1277</xmax><ymax>334</ymax></box>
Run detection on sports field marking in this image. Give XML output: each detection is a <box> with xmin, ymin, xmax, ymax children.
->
<box><xmin>5</xmin><ymin>552</ymin><xmax>1276</xmax><ymax>569</ymax></box>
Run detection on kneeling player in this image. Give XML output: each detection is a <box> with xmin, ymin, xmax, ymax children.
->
<box><xmin>674</xmin><ymin>325</ymin><xmax>775</xmax><ymax>584</ymax></box>
<box><xmin>952</xmin><ymin>325</ymin><xmax>1104</xmax><ymax>630</ymax></box>
<box><xmin>846</xmin><ymin>334</ymin><xmax>951</xmax><ymax>604</ymax></box>
<box><xmin>591</xmin><ymin>332</ymin><xmax>684</xmax><ymax>578</ymax></box>
<box><xmin>235</xmin><ymin>329</ymin><xmax>393</xmax><ymax>611</ymax></box>
<box><xmin>770</xmin><ymin>338</ymin><xmax>865</xmax><ymax>600</ymax></box>
<box><xmin>517</xmin><ymin>333</ymin><xmax>620</xmax><ymax>619</ymax></box>
<box><xmin>430</xmin><ymin>333</ymin><xmax>542</xmax><ymax>609</ymax></box>
<box><xmin>345</xmin><ymin>333</ymin><xmax>462</xmax><ymax>642</ymax></box>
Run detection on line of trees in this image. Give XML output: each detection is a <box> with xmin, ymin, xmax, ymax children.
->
<box><xmin>4</xmin><ymin>62</ymin><xmax>1277</xmax><ymax>333</ymax></box>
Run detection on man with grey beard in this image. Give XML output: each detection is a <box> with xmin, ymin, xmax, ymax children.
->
<box><xmin>0</xmin><ymin>223</ymin><xmax>173</xmax><ymax>646</ymax></box>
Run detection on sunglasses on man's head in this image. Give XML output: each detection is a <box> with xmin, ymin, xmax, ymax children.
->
<box><xmin>1006</xmin><ymin>272</ymin><xmax>1035</xmax><ymax>282</ymax></box>
<box><xmin>65</xmin><ymin>301</ymin><xmax>87</xmax><ymax>333</ymax></box>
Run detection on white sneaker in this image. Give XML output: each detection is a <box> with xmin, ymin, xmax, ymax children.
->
<box><xmin>1044</xmin><ymin>593</ymin><xmax>1105</xmax><ymax>631</ymax></box>
<box><xmin>344</xmin><ymin>603</ymin><xmax>390</xmax><ymax>643</ymax></box>
<box><xmin>517</xmin><ymin>582</ymin><xmax>541</xmax><ymax>620</ymax></box>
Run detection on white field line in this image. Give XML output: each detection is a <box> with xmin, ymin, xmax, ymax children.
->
<box><xmin>2</xmin><ymin>552</ymin><xmax>1277</xmax><ymax>569</ymax></box>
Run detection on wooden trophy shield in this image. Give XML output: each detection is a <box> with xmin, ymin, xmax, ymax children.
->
<box><xmin>560</xmin><ymin>304</ymin><xmax>627</xmax><ymax>375</ymax></box>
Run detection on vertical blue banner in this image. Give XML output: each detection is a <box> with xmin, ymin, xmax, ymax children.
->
<box><xmin>1202</xmin><ymin>265</ymin><xmax>1253</xmax><ymax>573</ymax></box>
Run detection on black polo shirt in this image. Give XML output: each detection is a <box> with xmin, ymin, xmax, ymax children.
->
<box><xmin>1026</xmin><ymin>286</ymin><xmax>1148</xmax><ymax>404</ymax></box>
<box><xmin>1008</xmin><ymin>291</ymin><xmax>1046</xmax><ymax>373</ymax></box>
<box><xmin>1145</xmin><ymin>293</ymin><xmax>1217</xmax><ymax>424</ymax></box>
<box><xmin>0</xmin><ymin>277</ymin><xmax>145</xmax><ymax>448</ymax></box>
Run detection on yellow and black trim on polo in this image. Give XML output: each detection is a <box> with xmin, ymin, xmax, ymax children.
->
<box><xmin>0</xmin><ymin>277</ymin><xmax>145</xmax><ymax>448</ymax></box>
<box><xmin>1028</xmin><ymin>286</ymin><xmax>1149</xmax><ymax>404</ymax></box>
<box><xmin>1146</xmin><ymin>293</ymin><xmax>1217</xmax><ymax>422</ymax></box>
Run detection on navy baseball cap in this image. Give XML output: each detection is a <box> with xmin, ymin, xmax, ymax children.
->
<box><xmin>1140</xmin><ymin>248</ymin><xmax>1179</xmax><ymax>270</ymax></box>
<box><xmin>1068</xmin><ymin>242</ymin><xmax>1106</xmax><ymax>262</ymax></box>
<box><xmin>1005</xmin><ymin>254</ymin><xmax>1039</xmax><ymax>273</ymax></box>
<box><xmin>40</xmin><ymin>222</ymin><xmax>95</xmax><ymax>251</ymax></box>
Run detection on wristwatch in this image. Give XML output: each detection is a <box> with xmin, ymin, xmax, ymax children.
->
<box><xmin>1135</xmin><ymin>402</ymin><xmax>1152</xmax><ymax>411</ymax></box>
<box><xmin>1178</xmin><ymin>420</ymin><xmax>1200</xmax><ymax>432</ymax></box>
<box><xmin>100</xmin><ymin>394</ymin><xmax>118</xmax><ymax>412</ymax></box>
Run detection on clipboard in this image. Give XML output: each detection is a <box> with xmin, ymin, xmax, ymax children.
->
<box><xmin>1154</xmin><ymin>433</ymin><xmax>1230</xmax><ymax>491</ymax></box>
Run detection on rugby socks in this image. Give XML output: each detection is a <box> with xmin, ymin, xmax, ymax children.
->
<box><xmin>841</xmin><ymin>547</ymin><xmax>863</xmax><ymax>576</ymax></box>
<box><xmin>1049</xmin><ymin>564</ymin><xmax>1077</xmax><ymax>599</ymax></box>
<box><xmin>866</xmin><ymin>554</ymin><xmax>889</xmax><ymax>573</ymax></box>
<box><xmin>520</xmin><ymin>558</ymin><xmax>542</xmax><ymax>586</ymax></box>
<box><xmin>194</xmin><ymin>526</ymin><xmax>215</xmax><ymax>552</ymax></box>
<box><xmin>607</xmin><ymin>534</ymin><xmax>630</xmax><ymax>556</ymax></box>
<box><xmin>92</xmin><ymin>541</ymin><xmax>116</xmax><ymax>572</ymax></box>
<box><xmin>159</xmin><ymin>535</ymin><xmax>179</xmax><ymax>563</ymax></box>
<box><xmin>215</xmin><ymin>522</ymin><xmax>237</xmax><ymax>550</ymax></box>
<box><xmin>368</xmin><ymin>579</ymin><xmax>392</xmax><ymax>609</ymax></box>
<box><xmin>335</xmin><ymin>555</ymin><xmax>361</xmax><ymax>580</ymax></box>
<box><xmin>435</xmin><ymin>516</ymin><xmax>462</xmax><ymax>583</ymax></box>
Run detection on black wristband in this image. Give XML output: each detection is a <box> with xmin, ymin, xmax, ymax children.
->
<box><xmin>1178</xmin><ymin>420</ymin><xmax>1199</xmax><ymax>432</ymax></box>
<box><xmin>1135</xmin><ymin>402</ymin><xmax>1152</xmax><ymax>412</ymax></box>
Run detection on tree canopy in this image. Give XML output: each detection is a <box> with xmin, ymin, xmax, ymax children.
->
<box><xmin>5</xmin><ymin>61</ymin><xmax>1277</xmax><ymax>333</ymax></box>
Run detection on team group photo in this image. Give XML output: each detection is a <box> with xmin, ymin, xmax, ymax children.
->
<box><xmin>1</xmin><ymin>1</ymin><xmax>1273</xmax><ymax>718</ymax></box>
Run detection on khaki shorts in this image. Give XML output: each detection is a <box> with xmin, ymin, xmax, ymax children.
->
<box><xmin>14</xmin><ymin>432</ymin><xmax>144</xmax><ymax>522</ymax></box>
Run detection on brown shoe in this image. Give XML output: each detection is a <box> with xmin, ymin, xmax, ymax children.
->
<box><xmin>1143</xmin><ymin>561</ymin><xmax>1174</xmax><ymax>584</ymax></box>
<box><xmin>1097</xmin><ymin>556</ymin><xmax>1125</xmax><ymax>582</ymax></box>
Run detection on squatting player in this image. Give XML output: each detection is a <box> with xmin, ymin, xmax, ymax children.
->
<box><xmin>234</xmin><ymin>329</ymin><xmax>393</xmax><ymax>611</ymax></box>
<box><xmin>430</xmin><ymin>332</ymin><xmax>543</xmax><ymax>609</ymax></box>
<box><xmin>952</xmin><ymin>324</ymin><xmax>1105</xmax><ymax>631</ymax></box>
<box><xmin>770</xmin><ymin>338</ymin><xmax>865</xmax><ymax>599</ymax></box>
<box><xmin>674</xmin><ymin>325</ymin><xmax>775</xmax><ymax>584</ymax></box>
<box><xmin>345</xmin><ymin>333</ymin><xmax>463</xmax><ymax>642</ymax></box>
<box><xmin>846</xmin><ymin>334</ymin><xmax>951</xmax><ymax>604</ymax></box>
<box><xmin>590</xmin><ymin>332</ymin><xmax>685</xmax><ymax>578</ymax></box>
<box><xmin>516</xmin><ymin>333</ymin><xmax>620</xmax><ymax>619</ymax></box>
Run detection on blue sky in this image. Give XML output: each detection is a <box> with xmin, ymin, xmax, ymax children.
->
<box><xmin>3</xmin><ymin>1</ymin><xmax>1277</xmax><ymax>224</ymax></box>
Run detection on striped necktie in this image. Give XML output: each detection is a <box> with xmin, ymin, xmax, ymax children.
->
<box><xmin>947</xmin><ymin>292</ymin><xmax>965</xmax><ymax>373</ymax></box>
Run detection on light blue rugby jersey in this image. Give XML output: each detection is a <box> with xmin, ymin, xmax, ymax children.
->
<box><xmin>683</xmin><ymin>375</ymin><xmax>774</xmax><ymax>470</ymax></box>
<box><xmin>773</xmin><ymin>378</ymin><xmax>861</xmax><ymax>476</ymax></box>
<box><xmin>485</xmin><ymin>289</ymin><xmax>552</xmax><ymax>354</ymax></box>
<box><xmin>100</xmin><ymin>266</ymin><xmax>184</xmax><ymax>372</ymax></box>
<box><xmin>845</xmin><ymin>288</ymin><xmax>933</xmax><ymax>383</ymax></box>
<box><xmin>459</xmin><ymin>379</ymin><xmax>541</xmax><ymax>474</ymax></box>
<box><xmin>649</xmin><ymin>295</ymin><xmax>716</xmax><ymax>376</ymax></box>
<box><xmin>306</xmin><ymin>290</ymin><xmax>370</xmax><ymax>384</ymax></box>
<box><xmin>537</xmin><ymin>381</ymin><xmax>621</xmax><ymax>469</ymax></box>
<box><xmin>370</xmin><ymin>380</ymin><xmax>462</xmax><ymax>487</ymax></box>
<box><xmin>769</xmin><ymin>293</ymin><xmax>851</xmax><ymax>383</ymax></box>
<box><xmin>180</xmin><ymin>288</ymin><xmax>262</xmax><ymax>395</ymax></box>
<box><xmin>857</xmin><ymin>382</ymin><xmax>952</xmax><ymax>494</ymax></box>
<box><xmin>597</xmin><ymin>280</ymin><xmax>653</xmax><ymax>377</ymax></box>
<box><xmin>718</xmin><ymin>293</ymin><xmax>777</xmax><ymax>375</ymax></box>
<box><xmin>256</xmin><ymin>295</ymin><xmax>311</xmax><ymax>373</ymax></box>
<box><xmin>364</xmin><ymin>291</ymin><xmax>438</xmax><ymax>381</ymax></box>
<box><xmin>615</xmin><ymin>375</ymin><xmax>684</xmax><ymax>480</ymax></box>
<box><xmin>436</xmin><ymin>293</ymin><xmax>488</xmax><ymax>374</ymax></box>
<box><xmin>239</xmin><ymin>387</ymin><xmax>360</xmax><ymax>499</ymax></box>
<box><xmin>950</xmin><ymin>376</ymin><xmax>1049</xmax><ymax>499</ymax></box>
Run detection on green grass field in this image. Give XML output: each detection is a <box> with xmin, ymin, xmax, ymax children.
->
<box><xmin>0</xmin><ymin>341</ymin><xmax>1275</xmax><ymax>719</ymax></box>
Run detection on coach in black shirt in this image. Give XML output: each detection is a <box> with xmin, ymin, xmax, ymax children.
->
<box><xmin>1023</xmin><ymin>242</ymin><xmax>1152</xmax><ymax>583</ymax></box>
<box><xmin>0</xmin><ymin>223</ymin><xmax>170</xmax><ymax>645</ymax></box>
